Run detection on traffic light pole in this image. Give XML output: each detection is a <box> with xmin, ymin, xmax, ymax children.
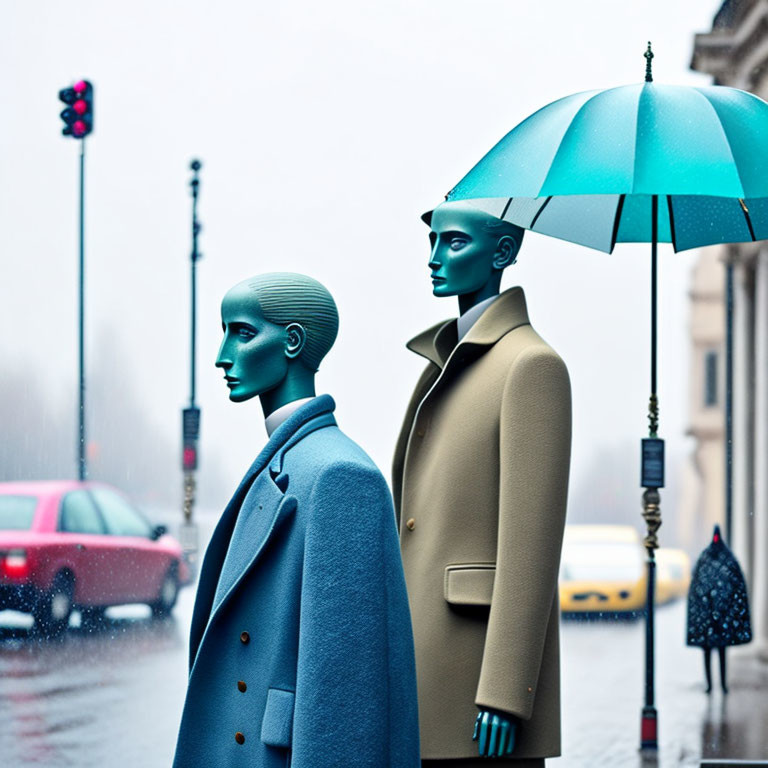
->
<box><xmin>78</xmin><ymin>138</ymin><xmax>87</xmax><ymax>482</ymax></box>
<box><xmin>57</xmin><ymin>79</ymin><xmax>93</xmax><ymax>482</ymax></box>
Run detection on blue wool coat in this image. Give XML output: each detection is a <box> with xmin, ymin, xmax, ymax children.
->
<box><xmin>173</xmin><ymin>395</ymin><xmax>419</xmax><ymax>768</ymax></box>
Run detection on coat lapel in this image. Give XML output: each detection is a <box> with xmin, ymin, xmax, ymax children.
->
<box><xmin>210</xmin><ymin>475</ymin><xmax>295</xmax><ymax>617</ymax></box>
<box><xmin>405</xmin><ymin>286</ymin><xmax>531</xmax><ymax>412</ymax></box>
<box><xmin>406</xmin><ymin>287</ymin><xmax>530</xmax><ymax>370</ymax></box>
<box><xmin>188</xmin><ymin>395</ymin><xmax>337</xmax><ymax>669</ymax></box>
<box><xmin>187</xmin><ymin>457</ymin><xmax>273</xmax><ymax>668</ymax></box>
<box><xmin>394</xmin><ymin>288</ymin><xmax>533</xmax><ymax>504</ymax></box>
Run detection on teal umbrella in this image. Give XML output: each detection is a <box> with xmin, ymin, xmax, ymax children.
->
<box><xmin>444</xmin><ymin>44</ymin><xmax>768</xmax><ymax>751</ymax></box>
<box><xmin>450</xmin><ymin>81</ymin><xmax>768</xmax><ymax>252</ymax></box>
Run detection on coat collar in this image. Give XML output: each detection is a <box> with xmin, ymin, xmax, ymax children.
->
<box><xmin>231</xmin><ymin>393</ymin><xmax>337</xmax><ymax>500</ymax></box>
<box><xmin>188</xmin><ymin>394</ymin><xmax>337</xmax><ymax>670</ymax></box>
<box><xmin>406</xmin><ymin>286</ymin><xmax>530</xmax><ymax>369</ymax></box>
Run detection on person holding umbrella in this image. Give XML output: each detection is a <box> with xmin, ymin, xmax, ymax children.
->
<box><xmin>393</xmin><ymin>200</ymin><xmax>572</xmax><ymax>766</ymax></box>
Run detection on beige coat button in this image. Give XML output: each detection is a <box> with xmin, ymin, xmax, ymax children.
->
<box><xmin>527</xmin><ymin>686</ymin><xmax>533</xmax><ymax>693</ymax></box>
<box><xmin>237</xmin><ymin>680</ymin><xmax>247</xmax><ymax>693</ymax></box>
<box><xmin>406</xmin><ymin>518</ymin><xmax>416</xmax><ymax>531</ymax></box>
<box><xmin>240</xmin><ymin>631</ymin><xmax>250</xmax><ymax>644</ymax></box>
<box><xmin>416</xmin><ymin>428</ymin><xmax>425</xmax><ymax>437</ymax></box>
<box><xmin>235</xmin><ymin>732</ymin><xmax>245</xmax><ymax>745</ymax></box>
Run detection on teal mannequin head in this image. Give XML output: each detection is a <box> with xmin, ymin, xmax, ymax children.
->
<box><xmin>215</xmin><ymin>272</ymin><xmax>339</xmax><ymax>418</ymax></box>
<box><xmin>423</xmin><ymin>201</ymin><xmax>525</xmax><ymax>314</ymax></box>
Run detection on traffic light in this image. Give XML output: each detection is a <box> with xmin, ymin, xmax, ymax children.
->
<box><xmin>182</xmin><ymin>443</ymin><xmax>198</xmax><ymax>471</ymax></box>
<box><xmin>182</xmin><ymin>407</ymin><xmax>200</xmax><ymax>471</ymax></box>
<box><xmin>58</xmin><ymin>80</ymin><xmax>93</xmax><ymax>138</ymax></box>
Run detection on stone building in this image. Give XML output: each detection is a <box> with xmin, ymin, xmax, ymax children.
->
<box><xmin>690</xmin><ymin>0</ymin><xmax>768</xmax><ymax>657</ymax></box>
<box><xmin>677</xmin><ymin>250</ymin><xmax>726</xmax><ymax>555</ymax></box>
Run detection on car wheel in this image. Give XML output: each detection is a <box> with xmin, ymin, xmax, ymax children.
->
<box><xmin>80</xmin><ymin>606</ymin><xmax>107</xmax><ymax>631</ymax></box>
<box><xmin>150</xmin><ymin>565</ymin><xmax>178</xmax><ymax>618</ymax></box>
<box><xmin>34</xmin><ymin>572</ymin><xmax>74</xmax><ymax>637</ymax></box>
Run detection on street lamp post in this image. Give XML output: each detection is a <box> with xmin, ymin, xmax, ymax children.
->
<box><xmin>725</xmin><ymin>252</ymin><xmax>735</xmax><ymax>545</ymax></box>
<box><xmin>639</xmin><ymin>201</ymin><xmax>664</xmax><ymax>751</ymax></box>
<box><xmin>180</xmin><ymin>159</ymin><xmax>203</xmax><ymax>568</ymax></box>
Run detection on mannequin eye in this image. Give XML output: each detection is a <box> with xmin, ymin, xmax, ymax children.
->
<box><xmin>450</xmin><ymin>238</ymin><xmax>468</xmax><ymax>250</ymax></box>
<box><xmin>235</xmin><ymin>325</ymin><xmax>256</xmax><ymax>340</ymax></box>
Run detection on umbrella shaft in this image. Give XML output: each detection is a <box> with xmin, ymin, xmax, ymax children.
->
<box><xmin>650</xmin><ymin>195</ymin><xmax>658</xmax><ymax>436</ymax></box>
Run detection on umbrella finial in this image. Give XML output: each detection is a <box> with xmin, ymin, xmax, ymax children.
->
<box><xmin>644</xmin><ymin>41</ymin><xmax>654</xmax><ymax>83</ymax></box>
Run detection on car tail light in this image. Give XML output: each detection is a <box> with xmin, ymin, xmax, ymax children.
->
<box><xmin>1</xmin><ymin>549</ymin><xmax>30</xmax><ymax>580</ymax></box>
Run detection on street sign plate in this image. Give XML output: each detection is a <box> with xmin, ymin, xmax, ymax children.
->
<box><xmin>182</xmin><ymin>407</ymin><xmax>200</xmax><ymax>442</ymax></box>
<box><xmin>641</xmin><ymin>438</ymin><xmax>664</xmax><ymax>489</ymax></box>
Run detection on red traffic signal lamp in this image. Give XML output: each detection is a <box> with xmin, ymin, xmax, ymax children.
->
<box><xmin>182</xmin><ymin>443</ymin><xmax>198</xmax><ymax>471</ymax></box>
<box><xmin>59</xmin><ymin>80</ymin><xmax>93</xmax><ymax>138</ymax></box>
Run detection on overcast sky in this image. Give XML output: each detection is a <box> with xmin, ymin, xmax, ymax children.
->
<box><xmin>1</xmin><ymin>0</ymin><xmax>724</xmax><ymax>524</ymax></box>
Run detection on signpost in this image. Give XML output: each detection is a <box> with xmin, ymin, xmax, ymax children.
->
<box><xmin>179</xmin><ymin>159</ymin><xmax>203</xmax><ymax>568</ymax></box>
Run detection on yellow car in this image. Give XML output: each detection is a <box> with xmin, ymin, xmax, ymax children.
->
<box><xmin>559</xmin><ymin>525</ymin><xmax>647</xmax><ymax>615</ymax></box>
<box><xmin>655</xmin><ymin>548</ymin><xmax>691</xmax><ymax>605</ymax></box>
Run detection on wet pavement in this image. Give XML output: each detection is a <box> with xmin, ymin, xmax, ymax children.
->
<box><xmin>0</xmin><ymin>510</ymin><xmax>203</xmax><ymax>768</ymax></box>
<box><xmin>2</xmin><ymin>514</ymin><xmax>768</xmax><ymax>767</ymax></box>
<box><xmin>0</xmin><ymin>594</ymin><xmax>192</xmax><ymax>767</ymax></box>
<box><xmin>559</xmin><ymin>601</ymin><xmax>768</xmax><ymax>767</ymax></box>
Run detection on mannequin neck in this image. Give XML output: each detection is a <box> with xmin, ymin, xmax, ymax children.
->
<box><xmin>259</xmin><ymin>363</ymin><xmax>317</xmax><ymax>421</ymax></box>
<box><xmin>457</xmin><ymin>276</ymin><xmax>502</xmax><ymax>316</ymax></box>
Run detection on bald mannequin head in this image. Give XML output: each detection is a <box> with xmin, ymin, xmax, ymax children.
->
<box><xmin>215</xmin><ymin>272</ymin><xmax>338</xmax><ymax>416</ymax></box>
<box><xmin>425</xmin><ymin>201</ymin><xmax>524</xmax><ymax>302</ymax></box>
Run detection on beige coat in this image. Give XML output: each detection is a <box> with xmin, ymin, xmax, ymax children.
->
<box><xmin>393</xmin><ymin>286</ymin><xmax>571</xmax><ymax>760</ymax></box>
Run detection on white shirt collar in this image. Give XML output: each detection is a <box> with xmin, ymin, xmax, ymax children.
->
<box><xmin>265</xmin><ymin>397</ymin><xmax>316</xmax><ymax>437</ymax></box>
<box><xmin>456</xmin><ymin>294</ymin><xmax>499</xmax><ymax>342</ymax></box>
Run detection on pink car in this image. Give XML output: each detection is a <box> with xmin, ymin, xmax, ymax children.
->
<box><xmin>0</xmin><ymin>480</ymin><xmax>190</xmax><ymax>635</ymax></box>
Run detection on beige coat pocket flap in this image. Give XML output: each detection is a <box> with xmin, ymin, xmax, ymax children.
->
<box><xmin>444</xmin><ymin>564</ymin><xmax>496</xmax><ymax>606</ymax></box>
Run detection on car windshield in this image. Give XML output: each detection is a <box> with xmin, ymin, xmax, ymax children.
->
<box><xmin>560</xmin><ymin>541</ymin><xmax>644</xmax><ymax>582</ymax></box>
<box><xmin>0</xmin><ymin>495</ymin><xmax>38</xmax><ymax>530</ymax></box>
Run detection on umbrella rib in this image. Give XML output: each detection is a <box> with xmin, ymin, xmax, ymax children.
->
<box><xmin>666</xmin><ymin>196</ymin><xmax>678</xmax><ymax>252</ymax></box>
<box><xmin>500</xmin><ymin>198</ymin><xmax>513</xmax><ymax>220</ymax></box>
<box><xmin>739</xmin><ymin>198</ymin><xmax>757</xmax><ymax>241</ymax></box>
<box><xmin>610</xmin><ymin>195</ymin><xmax>626</xmax><ymax>252</ymax></box>
<box><xmin>529</xmin><ymin>197</ymin><xmax>553</xmax><ymax>229</ymax></box>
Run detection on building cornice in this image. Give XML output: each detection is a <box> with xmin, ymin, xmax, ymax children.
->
<box><xmin>692</xmin><ymin>0</ymin><xmax>768</xmax><ymax>87</ymax></box>
<box><xmin>686</xmin><ymin>423</ymin><xmax>725</xmax><ymax>440</ymax></box>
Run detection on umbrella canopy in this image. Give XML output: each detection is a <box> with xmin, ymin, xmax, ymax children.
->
<box><xmin>448</xmin><ymin>82</ymin><xmax>768</xmax><ymax>252</ymax></box>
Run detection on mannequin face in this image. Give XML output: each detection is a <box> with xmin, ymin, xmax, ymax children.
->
<box><xmin>215</xmin><ymin>285</ymin><xmax>290</xmax><ymax>403</ymax></box>
<box><xmin>427</xmin><ymin>202</ymin><xmax>518</xmax><ymax>297</ymax></box>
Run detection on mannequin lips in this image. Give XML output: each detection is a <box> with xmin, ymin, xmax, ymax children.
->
<box><xmin>224</xmin><ymin>376</ymin><xmax>240</xmax><ymax>387</ymax></box>
<box><xmin>431</xmin><ymin>274</ymin><xmax>446</xmax><ymax>283</ymax></box>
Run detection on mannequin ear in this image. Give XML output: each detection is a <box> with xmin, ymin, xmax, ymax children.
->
<box><xmin>492</xmin><ymin>235</ymin><xmax>519</xmax><ymax>271</ymax></box>
<box><xmin>285</xmin><ymin>323</ymin><xmax>307</xmax><ymax>360</ymax></box>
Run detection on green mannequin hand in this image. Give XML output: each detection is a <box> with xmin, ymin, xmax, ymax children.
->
<box><xmin>473</xmin><ymin>708</ymin><xmax>518</xmax><ymax>757</ymax></box>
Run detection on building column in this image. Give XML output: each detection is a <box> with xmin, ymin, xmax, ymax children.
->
<box><xmin>732</xmin><ymin>257</ymin><xmax>755</xmax><ymax>585</ymax></box>
<box><xmin>752</xmin><ymin>250</ymin><xmax>768</xmax><ymax>656</ymax></box>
